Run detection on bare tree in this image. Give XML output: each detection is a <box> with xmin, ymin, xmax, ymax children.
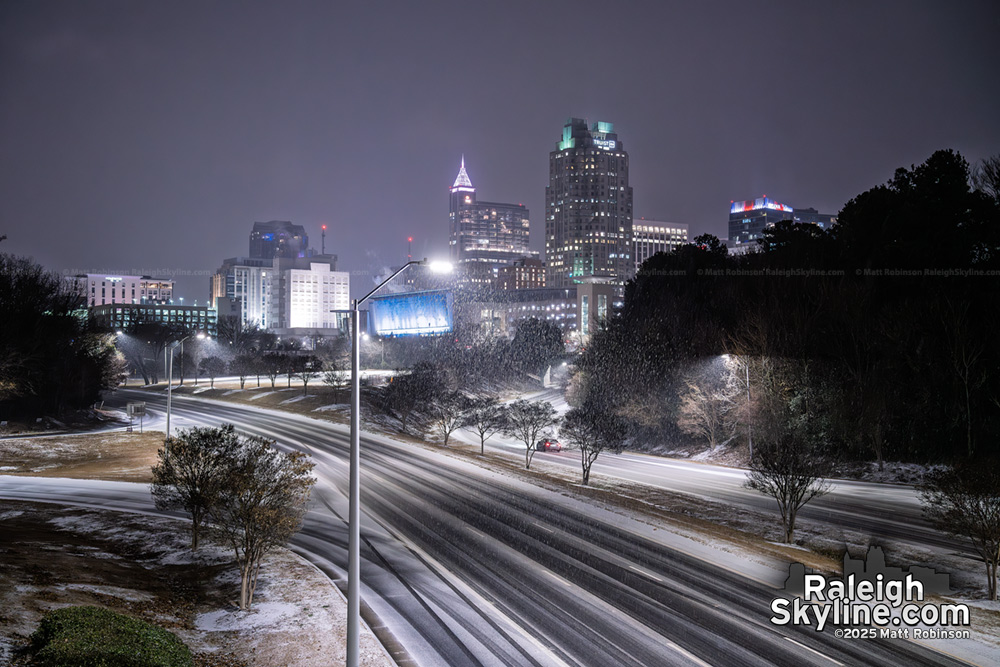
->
<box><xmin>463</xmin><ymin>396</ymin><xmax>505</xmax><ymax>454</ymax></box>
<box><xmin>941</xmin><ymin>299</ymin><xmax>988</xmax><ymax>457</ymax></box>
<box><xmin>677</xmin><ymin>379</ymin><xmax>737</xmax><ymax>450</ymax></box>
<box><xmin>382</xmin><ymin>362</ymin><xmax>447</xmax><ymax>434</ymax></box>
<box><xmin>921</xmin><ymin>459</ymin><xmax>1000</xmax><ymax>600</ymax></box>
<box><xmin>972</xmin><ymin>154</ymin><xmax>1000</xmax><ymax>204</ymax></box>
<box><xmin>502</xmin><ymin>400</ymin><xmax>559</xmax><ymax>470</ymax></box>
<box><xmin>217</xmin><ymin>316</ymin><xmax>262</xmax><ymax>354</ymax></box>
<box><xmin>229</xmin><ymin>354</ymin><xmax>256</xmax><ymax>390</ymax></box>
<box><xmin>261</xmin><ymin>353</ymin><xmax>285</xmax><ymax>389</ymax></box>
<box><xmin>150</xmin><ymin>425</ymin><xmax>241</xmax><ymax>550</ymax></box>
<box><xmin>322</xmin><ymin>358</ymin><xmax>348</xmax><ymax>403</ymax></box>
<box><xmin>199</xmin><ymin>356</ymin><xmax>225</xmax><ymax>388</ymax></box>
<box><xmin>210</xmin><ymin>435</ymin><xmax>315</xmax><ymax>610</ymax></box>
<box><xmin>561</xmin><ymin>406</ymin><xmax>629</xmax><ymax>485</ymax></box>
<box><xmin>294</xmin><ymin>355</ymin><xmax>322</xmax><ymax>396</ymax></box>
<box><xmin>429</xmin><ymin>391</ymin><xmax>471</xmax><ymax>446</ymax></box>
<box><xmin>743</xmin><ymin>434</ymin><xmax>832</xmax><ymax>543</ymax></box>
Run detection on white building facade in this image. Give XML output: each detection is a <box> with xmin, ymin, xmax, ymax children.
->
<box><xmin>278</xmin><ymin>261</ymin><xmax>350</xmax><ymax>329</ymax></box>
<box><xmin>633</xmin><ymin>221</ymin><xmax>689</xmax><ymax>271</ymax></box>
<box><xmin>212</xmin><ymin>256</ymin><xmax>349</xmax><ymax>332</ymax></box>
<box><xmin>68</xmin><ymin>274</ymin><xmax>174</xmax><ymax>307</ymax></box>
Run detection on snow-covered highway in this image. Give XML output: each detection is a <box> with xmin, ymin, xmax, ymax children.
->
<box><xmin>0</xmin><ymin>390</ymin><xmax>977</xmax><ymax>666</ymax></box>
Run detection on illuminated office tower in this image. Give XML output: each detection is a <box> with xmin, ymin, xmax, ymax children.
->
<box><xmin>448</xmin><ymin>157</ymin><xmax>530</xmax><ymax>273</ymax></box>
<box><xmin>545</xmin><ymin>118</ymin><xmax>634</xmax><ymax>288</ymax></box>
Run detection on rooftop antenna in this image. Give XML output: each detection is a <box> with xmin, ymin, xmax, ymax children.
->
<box><xmin>321</xmin><ymin>224</ymin><xmax>327</xmax><ymax>255</ymax></box>
<box><xmin>407</xmin><ymin>236</ymin><xmax>413</xmax><ymax>262</ymax></box>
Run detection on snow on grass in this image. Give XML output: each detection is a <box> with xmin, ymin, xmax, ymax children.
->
<box><xmin>196</xmin><ymin>601</ymin><xmax>300</xmax><ymax>631</ymax></box>
<box><xmin>191</xmin><ymin>549</ymin><xmax>393</xmax><ymax>666</ymax></box>
<box><xmin>47</xmin><ymin>512</ymin><xmax>231</xmax><ymax>567</ymax></box>
<box><xmin>249</xmin><ymin>391</ymin><xmax>277</xmax><ymax>401</ymax></box>
<box><xmin>280</xmin><ymin>395</ymin><xmax>308</xmax><ymax>404</ymax></box>
<box><xmin>314</xmin><ymin>404</ymin><xmax>347</xmax><ymax>412</ymax></box>
<box><xmin>59</xmin><ymin>583</ymin><xmax>155</xmax><ymax>602</ymax></box>
<box><xmin>0</xmin><ymin>636</ymin><xmax>14</xmax><ymax>665</ymax></box>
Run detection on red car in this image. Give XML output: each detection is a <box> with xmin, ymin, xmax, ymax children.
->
<box><xmin>535</xmin><ymin>438</ymin><xmax>562</xmax><ymax>452</ymax></box>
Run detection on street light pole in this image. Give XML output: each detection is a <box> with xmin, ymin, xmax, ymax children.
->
<box><xmin>166</xmin><ymin>333</ymin><xmax>205</xmax><ymax>442</ymax></box>
<box><xmin>347</xmin><ymin>297</ymin><xmax>361</xmax><ymax>667</ymax></box>
<box><xmin>166</xmin><ymin>341</ymin><xmax>179</xmax><ymax>442</ymax></box>
<box><xmin>745</xmin><ymin>359</ymin><xmax>753</xmax><ymax>461</ymax></box>
<box><xmin>346</xmin><ymin>259</ymin><xmax>450</xmax><ymax>667</ymax></box>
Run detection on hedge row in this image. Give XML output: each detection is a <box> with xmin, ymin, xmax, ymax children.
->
<box><xmin>30</xmin><ymin>605</ymin><xmax>192</xmax><ymax>667</ymax></box>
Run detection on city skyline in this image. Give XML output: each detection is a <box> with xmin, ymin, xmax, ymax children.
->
<box><xmin>1</xmin><ymin>1</ymin><xmax>997</xmax><ymax>302</ymax></box>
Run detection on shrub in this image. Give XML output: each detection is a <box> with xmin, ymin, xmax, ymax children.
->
<box><xmin>30</xmin><ymin>605</ymin><xmax>193</xmax><ymax>667</ymax></box>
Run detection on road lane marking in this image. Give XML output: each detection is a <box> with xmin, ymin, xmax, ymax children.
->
<box><xmin>627</xmin><ymin>565</ymin><xmax>663</xmax><ymax>582</ymax></box>
<box><xmin>663</xmin><ymin>639</ymin><xmax>713</xmax><ymax>667</ymax></box>
<box><xmin>784</xmin><ymin>636</ymin><xmax>843</xmax><ymax>665</ymax></box>
<box><xmin>545</xmin><ymin>571</ymin><xmax>573</xmax><ymax>587</ymax></box>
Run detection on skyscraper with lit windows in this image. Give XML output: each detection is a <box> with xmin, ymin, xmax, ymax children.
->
<box><xmin>545</xmin><ymin>118</ymin><xmax>634</xmax><ymax>288</ymax></box>
<box><xmin>448</xmin><ymin>157</ymin><xmax>530</xmax><ymax>274</ymax></box>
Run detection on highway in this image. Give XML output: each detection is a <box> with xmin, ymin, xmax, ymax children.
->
<box><xmin>470</xmin><ymin>388</ymin><xmax>965</xmax><ymax>556</ymax></box>
<box><xmin>0</xmin><ymin>389</ymin><xmax>978</xmax><ymax>666</ymax></box>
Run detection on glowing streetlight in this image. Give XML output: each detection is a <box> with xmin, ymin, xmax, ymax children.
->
<box><xmin>346</xmin><ymin>258</ymin><xmax>451</xmax><ymax>667</ymax></box>
<box><xmin>166</xmin><ymin>332</ymin><xmax>205</xmax><ymax>441</ymax></box>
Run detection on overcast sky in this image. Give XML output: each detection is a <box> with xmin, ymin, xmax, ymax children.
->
<box><xmin>2</xmin><ymin>0</ymin><xmax>998</xmax><ymax>301</ymax></box>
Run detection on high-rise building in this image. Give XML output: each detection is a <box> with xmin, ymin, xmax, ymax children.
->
<box><xmin>211</xmin><ymin>256</ymin><xmax>348</xmax><ymax>331</ymax></box>
<box><xmin>545</xmin><ymin>118</ymin><xmax>633</xmax><ymax>288</ymax></box>
<box><xmin>249</xmin><ymin>220</ymin><xmax>309</xmax><ymax>259</ymax></box>
<box><xmin>448</xmin><ymin>158</ymin><xmax>530</xmax><ymax>271</ymax></box>
<box><xmin>211</xmin><ymin>257</ymin><xmax>273</xmax><ymax>328</ymax></box>
<box><xmin>793</xmin><ymin>207</ymin><xmax>837</xmax><ymax>230</ymax></box>
<box><xmin>728</xmin><ymin>197</ymin><xmax>794</xmax><ymax>249</ymax></box>
<box><xmin>496</xmin><ymin>257</ymin><xmax>546</xmax><ymax>291</ymax></box>
<box><xmin>728</xmin><ymin>198</ymin><xmax>837</xmax><ymax>251</ymax></box>
<box><xmin>270</xmin><ymin>257</ymin><xmax>350</xmax><ymax>330</ymax></box>
<box><xmin>633</xmin><ymin>220</ymin><xmax>689</xmax><ymax>271</ymax></box>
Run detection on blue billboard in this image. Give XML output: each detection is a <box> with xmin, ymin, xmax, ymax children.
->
<box><xmin>369</xmin><ymin>290</ymin><xmax>453</xmax><ymax>336</ymax></box>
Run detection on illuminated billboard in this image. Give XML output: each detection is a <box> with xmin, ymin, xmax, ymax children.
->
<box><xmin>730</xmin><ymin>197</ymin><xmax>793</xmax><ymax>214</ymax></box>
<box><xmin>369</xmin><ymin>290</ymin><xmax>453</xmax><ymax>337</ymax></box>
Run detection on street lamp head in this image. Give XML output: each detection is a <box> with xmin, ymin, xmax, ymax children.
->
<box><xmin>115</xmin><ymin>330</ymin><xmax>124</xmax><ymax>336</ymax></box>
<box><xmin>426</xmin><ymin>260</ymin><xmax>453</xmax><ymax>274</ymax></box>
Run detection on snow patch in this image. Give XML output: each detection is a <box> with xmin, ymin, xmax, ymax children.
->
<box><xmin>0</xmin><ymin>510</ymin><xmax>24</xmax><ymax>519</ymax></box>
<box><xmin>196</xmin><ymin>602</ymin><xmax>300</xmax><ymax>632</ymax></box>
<box><xmin>250</xmin><ymin>392</ymin><xmax>277</xmax><ymax>401</ymax></box>
<box><xmin>313</xmin><ymin>404</ymin><xmax>347</xmax><ymax>412</ymax></box>
<box><xmin>60</xmin><ymin>584</ymin><xmax>155</xmax><ymax>602</ymax></box>
<box><xmin>280</xmin><ymin>395</ymin><xmax>308</xmax><ymax>404</ymax></box>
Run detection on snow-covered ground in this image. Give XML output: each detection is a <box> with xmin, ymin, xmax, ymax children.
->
<box><xmin>0</xmin><ymin>498</ymin><xmax>394</xmax><ymax>667</ymax></box>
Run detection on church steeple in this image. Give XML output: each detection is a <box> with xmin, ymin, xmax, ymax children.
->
<box><xmin>451</xmin><ymin>155</ymin><xmax>474</xmax><ymax>191</ymax></box>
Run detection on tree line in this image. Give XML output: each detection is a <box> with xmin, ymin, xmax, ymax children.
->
<box><xmin>0</xmin><ymin>254</ymin><xmax>126</xmax><ymax>419</ymax></box>
<box><xmin>579</xmin><ymin>150</ymin><xmax>1000</xmax><ymax>466</ymax></box>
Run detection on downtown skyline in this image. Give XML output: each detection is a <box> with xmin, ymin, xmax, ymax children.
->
<box><xmin>2</xmin><ymin>0</ymin><xmax>998</xmax><ymax>302</ymax></box>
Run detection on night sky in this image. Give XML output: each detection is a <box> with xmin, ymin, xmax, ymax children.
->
<box><xmin>2</xmin><ymin>0</ymin><xmax>998</xmax><ymax>301</ymax></box>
